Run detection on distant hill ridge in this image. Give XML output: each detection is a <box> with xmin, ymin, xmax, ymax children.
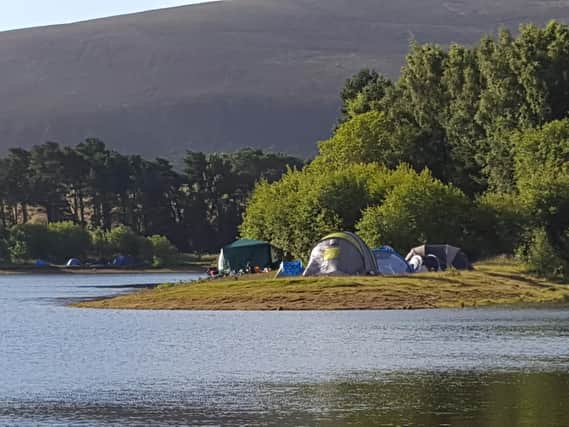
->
<box><xmin>1</xmin><ymin>0</ymin><xmax>568</xmax><ymax>158</ymax></box>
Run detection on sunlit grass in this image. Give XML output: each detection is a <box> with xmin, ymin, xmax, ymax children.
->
<box><xmin>75</xmin><ymin>258</ymin><xmax>569</xmax><ymax>311</ymax></box>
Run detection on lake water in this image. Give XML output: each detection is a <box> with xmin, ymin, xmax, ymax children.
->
<box><xmin>1</xmin><ymin>273</ymin><xmax>569</xmax><ymax>426</ymax></box>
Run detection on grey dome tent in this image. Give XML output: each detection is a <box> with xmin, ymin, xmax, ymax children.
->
<box><xmin>303</xmin><ymin>232</ymin><xmax>377</xmax><ymax>276</ymax></box>
<box><xmin>405</xmin><ymin>244</ymin><xmax>472</xmax><ymax>271</ymax></box>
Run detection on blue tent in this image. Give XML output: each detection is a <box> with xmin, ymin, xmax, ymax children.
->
<box><xmin>112</xmin><ymin>255</ymin><xmax>136</xmax><ymax>267</ymax></box>
<box><xmin>372</xmin><ymin>246</ymin><xmax>411</xmax><ymax>275</ymax></box>
<box><xmin>66</xmin><ymin>258</ymin><xmax>81</xmax><ymax>267</ymax></box>
<box><xmin>35</xmin><ymin>259</ymin><xmax>49</xmax><ymax>267</ymax></box>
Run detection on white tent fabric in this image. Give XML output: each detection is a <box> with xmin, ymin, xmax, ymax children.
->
<box><xmin>372</xmin><ymin>246</ymin><xmax>411</xmax><ymax>275</ymax></box>
<box><xmin>303</xmin><ymin>232</ymin><xmax>377</xmax><ymax>277</ymax></box>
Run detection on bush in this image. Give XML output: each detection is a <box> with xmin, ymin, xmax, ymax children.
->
<box><xmin>241</xmin><ymin>163</ymin><xmax>390</xmax><ymax>259</ymax></box>
<box><xmin>147</xmin><ymin>235</ymin><xmax>179</xmax><ymax>267</ymax></box>
<box><xmin>356</xmin><ymin>170</ymin><xmax>473</xmax><ymax>254</ymax></box>
<box><xmin>106</xmin><ymin>225</ymin><xmax>153</xmax><ymax>261</ymax></box>
<box><xmin>477</xmin><ymin>192</ymin><xmax>531</xmax><ymax>255</ymax></box>
<box><xmin>518</xmin><ymin>228</ymin><xmax>569</xmax><ymax>279</ymax></box>
<box><xmin>0</xmin><ymin>235</ymin><xmax>8</xmax><ymax>263</ymax></box>
<box><xmin>90</xmin><ymin>228</ymin><xmax>113</xmax><ymax>260</ymax></box>
<box><xmin>8</xmin><ymin>223</ymin><xmax>51</xmax><ymax>262</ymax></box>
<box><xmin>8</xmin><ymin>222</ymin><xmax>91</xmax><ymax>263</ymax></box>
<box><xmin>47</xmin><ymin>221</ymin><xmax>91</xmax><ymax>262</ymax></box>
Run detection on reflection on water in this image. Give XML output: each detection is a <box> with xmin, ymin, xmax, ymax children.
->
<box><xmin>4</xmin><ymin>372</ymin><xmax>569</xmax><ymax>426</ymax></box>
<box><xmin>1</xmin><ymin>274</ymin><xmax>569</xmax><ymax>426</ymax></box>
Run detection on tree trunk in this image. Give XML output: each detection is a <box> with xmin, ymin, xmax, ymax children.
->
<box><xmin>21</xmin><ymin>203</ymin><xmax>28</xmax><ymax>224</ymax></box>
<box><xmin>72</xmin><ymin>191</ymin><xmax>79</xmax><ymax>223</ymax></box>
<box><xmin>79</xmin><ymin>192</ymin><xmax>85</xmax><ymax>226</ymax></box>
<box><xmin>0</xmin><ymin>200</ymin><xmax>6</xmax><ymax>230</ymax></box>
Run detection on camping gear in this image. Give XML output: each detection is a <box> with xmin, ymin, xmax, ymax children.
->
<box><xmin>218</xmin><ymin>239</ymin><xmax>277</xmax><ymax>274</ymax></box>
<box><xmin>112</xmin><ymin>255</ymin><xmax>136</xmax><ymax>267</ymax></box>
<box><xmin>408</xmin><ymin>255</ymin><xmax>427</xmax><ymax>273</ymax></box>
<box><xmin>275</xmin><ymin>260</ymin><xmax>304</xmax><ymax>278</ymax></box>
<box><xmin>423</xmin><ymin>254</ymin><xmax>441</xmax><ymax>272</ymax></box>
<box><xmin>66</xmin><ymin>258</ymin><xmax>81</xmax><ymax>267</ymax></box>
<box><xmin>405</xmin><ymin>244</ymin><xmax>472</xmax><ymax>271</ymax></box>
<box><xmin>303</xmin><ymin>232</ymin><xmax>377</xmax><ymax>276</ymax></box>
<box><xmin>372</xmin><ymin>246</ymin><xmax>411</xmax><ymax>275</ymax></box>
<box><xmin>35</xmin><ymin>259</ymin><xmax>49</xmax><ymax>267</ymax></box>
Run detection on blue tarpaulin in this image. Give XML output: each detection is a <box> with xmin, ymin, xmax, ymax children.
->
<box><xmin>276</xmin><ymin>260</ymin><xmax>304</xmax><ymax>277</ymax></box>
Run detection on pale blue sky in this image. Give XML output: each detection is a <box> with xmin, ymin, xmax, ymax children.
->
<box><xmin>0</xmin><ymin>1</ymin><xmax>213</xmax><ymax>32</ymax></box>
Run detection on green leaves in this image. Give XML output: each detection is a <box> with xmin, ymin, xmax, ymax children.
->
<box><xmin>335</xmin><ymin>21</ymin><xmax>569</xmax><ymax>194</ymax></box>
<box><xmin>356</xmin><ymin>170</ymin><xmax>473</xmax><ymax>253</ymax></box>
<box><xmin>241</xmin><ymin>164</ymin><xmax>478</xmax><ymax>260</ymax></box>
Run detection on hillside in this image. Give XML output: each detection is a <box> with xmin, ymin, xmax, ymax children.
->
<box><xmin>1</xmin><ymin>0</ymin><xmax>569</xmax><ymax>158</ymax></box>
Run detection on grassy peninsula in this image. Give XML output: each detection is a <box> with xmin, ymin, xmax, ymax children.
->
<box><xmin>76</xmin><ymin>259</ymin><xmax>569</xmax><ymax>311</ymax></box>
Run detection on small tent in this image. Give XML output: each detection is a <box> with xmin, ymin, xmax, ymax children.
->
<box><xmin>372</xmin><ymin>246</ymin><xmax>411</xmax><ymax>275</ymax></box>
<box><xmin>275</xmin><ymin>260</ymin><xmax>304</xmax><ymax>278</ymax></box>
<box><xmin>303</xmin><ymin>232</ymin><xmax>377</xmax><ymax>276</ymax></box>
<box><xmin>66</xmin><ymin>258</ymin><xmax>82</xmax><ymax>267</ymax></box>
<box><xmin>405</xmin><ymin>244</ymin><xmax>472</xmax><ymax>271</ymax></box>
<box><xmin>218</xmin><ymin>239</ymin><xmax>276</xmax><ymax>274</ymax></box>
<box><xmin>112</xmin><ymin>255</ymin><xmax>136</xmax><ymax>267</ymax></box>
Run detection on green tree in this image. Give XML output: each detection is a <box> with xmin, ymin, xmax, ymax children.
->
<box><xmin>47</xmin><ymin>221</ymin><xmax>91</xmax><ymax>262</ymax></box>
<box><xmin>29</xmin><ymin>142</ymin><xmax>70</xmax><ymax>223</ymax></box>
<box><xmin>315</xmin><ymin>112</ymin><xmax>412</xmax><ymax>169</ymax></box>
<box><xmin>8</xmin><ymin>223</ymin><xmax>51</xmax><ymax>262</ymax></box>
<box><xmin>147</xmin><ymin>235</ymin><xmax>179</xmax><ymax>267</ymax></box>
<box><xmin>106</xmin><ymin>225</ymin><xmax>152</xmax><ymax>261</ymax></box>
<box><xmin>356</xmin><ymin>170</ymin><xmax>474</xmax><ymax>254</ymax></box>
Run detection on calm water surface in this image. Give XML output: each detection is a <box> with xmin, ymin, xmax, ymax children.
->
<box><xmin>1</xmin><ymin>273</ymin><xmax>569</xmax><ymax>426</ymax></box>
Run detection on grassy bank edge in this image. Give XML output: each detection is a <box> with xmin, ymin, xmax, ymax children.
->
<box><xmin>0</xmin><ymin>254</ymin><xmax>215</xmax><ymax>275</ymax></box>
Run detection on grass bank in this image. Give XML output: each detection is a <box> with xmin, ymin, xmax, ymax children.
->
<box><xmin>75</xmin><ymin>258</ymin><xmax>569</xmax><ymax>311</ymax></box>
<box><xmin>0</xmin><ymin>254</ymin><xmax>215</xmax><ymax>275</ymax></box>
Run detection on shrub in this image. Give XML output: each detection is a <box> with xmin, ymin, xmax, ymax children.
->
<box><xmin>106</xmin><ymin>225</ymin><xmax>153</xmax><ymax>261</ymax></box>
<box><xmin>517</xmin><ymin>228</ymin><xmax>569</xmax><ymax>279</ymax></box>
<box><xmin>477</xmin><ymin>192</ymin><xmax>531</xmax><ymax>255</ymax></box>
<box><xmin>47</xmin><ymin>221</ymin><xmax>91</xmax><ymax>262</ymax></box>
<box><xmin>90</xmin><ymin>228</ymin><xmax>113</xmax><ymax>260</ymax></box>
<box><xmin>147</xmin><ymin>235</ymin><xmax>179</xmax><ymax>267</ymax></box>
<box><xmin>8</xmin><ymin>222</ymin><xmax>91</xmax><ymax>263</ymax></box>
<box><xmin>357</xmin><ymin>170</ymin><xmax>473</xmax><ymax>254</ymax></box>
<box><xmin>0</xmin><ymin>235</ymin><xmax>8</xmax><ymax>263</ymax></box>
<box><xmin>241</xmin><ymin>163</ymin><xmax>390</xmax><ymax>259</ymax></box>
<box><xmin>8</xmin><ymin>223</ymin><xmax>51</xmax><ymax>262</ymax></box>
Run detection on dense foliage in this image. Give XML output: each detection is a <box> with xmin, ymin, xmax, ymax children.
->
<box><xmin>0</xmin><ymin>141</ymin><xmax>303</xmax><ymax>257</ymax></box>
<box><xmin>4</xmin><ymin>221</ymin><xmax>179</xmax><ymax>265</ymax></box>
<box><xmin>243</xmin><ymin>21</ymin><xmax>569</xmax><ymax>277</ymax></box>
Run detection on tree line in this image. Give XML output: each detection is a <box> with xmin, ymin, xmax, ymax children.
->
<box><xmin>0</xmin><ymin>139</ymin><xmax>303</xmax><ymax>261</ymax></box>
<box><xmin>242</xmin><ymin>21</ymin><xmax>569</xmax><ymax>278</ymax></box>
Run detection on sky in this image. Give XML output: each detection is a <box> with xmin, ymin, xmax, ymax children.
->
<box><xmin>0</xmin><ymin>1</ymin><xmax>213</xmax><ymax>32</ymax></box>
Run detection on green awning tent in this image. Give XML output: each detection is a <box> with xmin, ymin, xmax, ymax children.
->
<box><xmin>217</xmin><ymin>239</ymin><xmax>276</xmax><ymax>273</ymax></box>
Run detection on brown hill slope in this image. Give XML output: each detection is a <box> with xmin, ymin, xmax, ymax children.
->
<box><xmin>1</xmin><ymin>0</ymin><xmax>568</xmax><ymax>157</ymax></box>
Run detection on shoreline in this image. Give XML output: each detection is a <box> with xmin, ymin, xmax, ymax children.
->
<box><xmin>0</xmin><ymin>266</ymin><xmax>206</xmax><ymax>275</ymax></box>
<box><xmin>74</xmin><ymin>260</ymin><xmax>569</xmax><ymax>311</ymax></box>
